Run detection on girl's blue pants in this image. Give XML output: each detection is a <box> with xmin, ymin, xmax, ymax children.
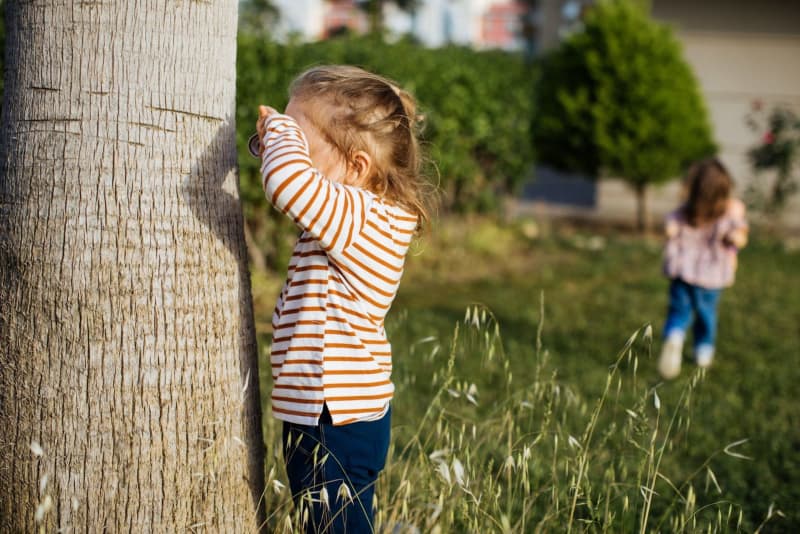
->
<box><xmin>282</xmin><ymin>404</ymin><xmax>391</xmax><ymax>533</ymax></box>
<box><xmin>664</xmin><ymin>278</ymin><xmax>722</xmax><ymax>351</ymax></box>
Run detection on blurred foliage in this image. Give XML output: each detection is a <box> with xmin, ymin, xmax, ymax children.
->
<box><xmin>531</xmin><ymin>0</ymin><xmax>715</xmax><ymax>228</ymax></box>
<box><xmin>238</xmin><ymin>0</ymin><xmax>279</xmax><ymax>37</ymax></box>
<box><xmin>236</xmin><ymin>33</ymin><xmax>535</xmax><ymax>266</ymax></box>
<box><xmin>745</xmin><ymin>103</ymin><xmax>800</xmax><ymax>214</ymax></box>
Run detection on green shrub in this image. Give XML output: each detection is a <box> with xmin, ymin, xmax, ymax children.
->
<box><xmin>531</xmin><ymin>0</ymin><xmax>715</xmax><ymax>231</ymax></box>
<box><xmin>745</xmin><ymin>104</ymin><xmax>800</xmax><ymax>214</ymax></box>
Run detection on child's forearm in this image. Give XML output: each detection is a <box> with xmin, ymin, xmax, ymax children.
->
<box><xmin>260</xmin><ymin>115</ymin><xmax>313</xmax><ymax>205</ymax></box>
<box><xmin>664</xmin><ymin>218</ymin><xmax>680</xmax><ymax>239</ymax></box>
<box><xmin>726</xmin><ymin>227</ymin><xmax>748</xmax><ymax>249</ymax></box>
<box><xmin>260</xmin><ymin>114</ymin><xmax>366</xmax><ymax>253</ymax></box>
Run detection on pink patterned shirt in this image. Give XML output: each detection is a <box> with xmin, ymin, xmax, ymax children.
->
<box><xmin>663</xmin><ymin>199</ymin><xmax>748</xmax><ymax>289</ymax></box>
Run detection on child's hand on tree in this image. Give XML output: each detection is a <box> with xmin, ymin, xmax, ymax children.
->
<box><xmin>255</xmin><ymin>105</ymin><xmax>278</xmax><ymax>155</ymax></box>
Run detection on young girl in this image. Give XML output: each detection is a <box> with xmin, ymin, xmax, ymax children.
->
<box><xmin>254</xmin><ymin>66</ymin><xmax>428</xmax><ymax>532</ymax></box>
<box><xmin>658</xmin><ymin>158</ymin><xmax>748</xmax><ymax>379</ymax></box>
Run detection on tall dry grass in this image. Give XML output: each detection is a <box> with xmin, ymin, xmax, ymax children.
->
<box><xmin>255</xmin><ymin>296</ymin><xmax>778</xmax><ymax>532</ymax></box>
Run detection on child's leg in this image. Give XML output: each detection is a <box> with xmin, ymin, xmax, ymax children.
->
<box><xmin>663</xmin><ymin>279</ymin><xmax>693</xmax><ymax>341</ymax></box>
<box><xmin>282</xmin><ymin>420</ymin><xmax>329</xmax><ymax>532</ymax></box>
<box><xmin>283</xmin><ymin>406</ymin><xmax>392</xmax><ymax>533</ymax></box>
<box><xmin>659</xmin><ymin>279</ymin><xmax>692</xmax><ymax>379</ymax></box>
<box><xmin>691</xmin><ymin>287</ymin><xmax>722</xmax><ymax>367</ymax></box>
<box><xmin>319</xmin><ymin>407</ymin><xmax>391</xmax><ymax>533</ymax></box>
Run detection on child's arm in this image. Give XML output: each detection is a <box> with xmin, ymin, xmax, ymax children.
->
<box><xmin>664</xmin><ymin>211</ymin><xmax>681</xmax><ymax>240</ymax></box>
<box><xmin>665</xmin><ymin>218</ymin><xmax>680</xmax><ymax>239</ymax></box>
<box><xmin>725</xmin><ymin>227</ymin><xmax>748</xmax><ymax>249</ymax></box>
<box><xmin>257</xmin><ymin>109</ymin><xmax>368</xmax><ymax>254</ymax></box>
<box><xmin>723</xmin><ymin>198</ymin><xmax>749</xmax><ymax>249</ymax></box>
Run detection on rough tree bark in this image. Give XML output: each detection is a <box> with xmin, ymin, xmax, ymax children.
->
<box><xmin>0</xmin><ymin>1</ymin><xmax>265</xmax><ymax>531</ymax></box>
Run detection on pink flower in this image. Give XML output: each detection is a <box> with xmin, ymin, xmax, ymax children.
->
<box><xmin>763</xmin><ymin>131</ymin><xmax>775</xmax><ymax>144</ymax></box>
<box><xmin>751</xmin><ymin>99</ymin><xmax>763</xmax><ymax>111</ymax></box>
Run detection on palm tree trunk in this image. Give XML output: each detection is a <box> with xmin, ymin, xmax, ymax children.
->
<box><xmin>0</xmin><ymin>1</ymin><xmax>265</xmax><ymax>530</ymax></box>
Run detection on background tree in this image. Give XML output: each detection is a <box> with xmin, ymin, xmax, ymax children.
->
<box><xmin>531</xmin><ymin>0</ymin><xmax>715</xmax><ymax>232</ymax></box>
<box><xmin>0</xmin><ymin>0</ymin><xmax>265</xmax><ymax>530</ymax></box>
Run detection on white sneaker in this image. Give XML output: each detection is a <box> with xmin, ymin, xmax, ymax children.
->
<box><xmin>695</xmin><ymin>346</ymin><xmax>715</xmax><ymax>368</ymax></box>
<box><xmin>658</xmin><ymin>337</ymin><xmax>684</xmax><ymax>379</ymax></box>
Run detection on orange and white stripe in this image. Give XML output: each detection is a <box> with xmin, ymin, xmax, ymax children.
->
<box><xmin>261</xmin><ymin>113</ymin><xmax>417</xmax><ymax>426</ymax></box>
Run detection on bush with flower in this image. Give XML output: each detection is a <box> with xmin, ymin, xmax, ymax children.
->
<box><xmin>746</xmin><ymin>102</ymin><xmax>800</xmax><ymax>213</ymax></box>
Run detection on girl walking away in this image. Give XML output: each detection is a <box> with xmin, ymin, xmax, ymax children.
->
<box><xmin>254</xmin><ymin>66</ymin><xmax>429</xmax><ymax>532</ymax></box>
<box><xmin>658</xmin><ymin>158</ymin><xmax>749</xmax><ymax>379</ymax></box>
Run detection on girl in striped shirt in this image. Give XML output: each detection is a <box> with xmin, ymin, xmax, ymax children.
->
<box><xmin>253</xmin><ymin>66</ymin><xmax>429</xmax><ymax>533</ymax></box>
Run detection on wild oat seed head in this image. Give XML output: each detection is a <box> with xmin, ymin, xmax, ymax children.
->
<box><xmin>452</xmin><ymin>459</ymin><xmax>465</xmax><ymax>486</ymax></box>
<box><xmin>504</xmin><ymin>455</ymin><xmax>516</xmax><ymax>471</ymax></box>
<box><xmin>429</xmin><ymin>449</ymin><xmax>448</xmax><ymax>461</ymax></box>
<box><xmin>523</xmin><ymin>446</ymin><xmax>532</xmax><ymax>462</ymax></box>
<box><xmin>436</xmin><ymin>461</ymin><xmax>452</xmax><ymax>486</ymax></box>
<box><xmin>337</xmin><ymin>482</ymin><xmax>352</xmax><ymax>503</ymax></box>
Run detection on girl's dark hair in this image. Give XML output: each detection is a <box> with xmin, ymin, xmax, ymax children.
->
<box><xmin>289</xmin><ymin>65</ymin><xmax>431</xmax><ymax>231</ymax></box>
<box><xmin>683</xmin><ymin>158</ymin><xmax>732</xmax><ymax>227</ymax></box>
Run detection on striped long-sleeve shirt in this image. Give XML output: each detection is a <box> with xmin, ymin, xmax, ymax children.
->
<box><xmin>260</xmin><ymin>112</ymin><xmax>417</xmax><ymax>426</ymax></box>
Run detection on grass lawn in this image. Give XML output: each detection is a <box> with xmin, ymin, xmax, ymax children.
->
<box><xmin>255</xmin><ymin>217</ymin><xmax>800</xmax><ymax>532</ymax></box>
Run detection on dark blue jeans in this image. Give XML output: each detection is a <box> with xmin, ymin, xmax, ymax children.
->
<box><xmin>282</xmin><ymin>405</ymin><xmax>391</xmax><ymax>533</ymax></box>
<box><xmin>663</xmin><ymin>278</ymin><xmax>722</xmax><ymax>350</ymax></box>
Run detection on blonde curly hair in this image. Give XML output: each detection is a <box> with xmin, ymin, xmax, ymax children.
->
<box><xmin>289</xmin><ymin>65</ymin><xmax>431</xmax><ymax>230</ymax></box>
